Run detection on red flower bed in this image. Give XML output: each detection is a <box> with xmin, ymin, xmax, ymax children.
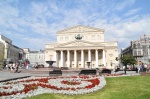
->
<box><xmin>0</xmin><ymin>75</ymin><xmax>106</xmax><ymax>98</ymax></box>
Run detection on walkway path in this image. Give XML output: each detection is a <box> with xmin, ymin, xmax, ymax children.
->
<box><xmin>0</xmin><ymin>68</ymin><xmax>140</xmax><ymax>82</ymax></box>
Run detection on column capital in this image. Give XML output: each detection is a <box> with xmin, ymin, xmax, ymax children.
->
<box><xmin>103</xmin><ymin>49</ymin><xmax>106</xmax><ymax>51</ymax></box>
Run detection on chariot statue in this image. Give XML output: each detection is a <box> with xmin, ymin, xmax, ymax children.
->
<box><xmin>75</xmin><ymin>34</ymin><xmax>83</xmax><ymax>40</ymax></box>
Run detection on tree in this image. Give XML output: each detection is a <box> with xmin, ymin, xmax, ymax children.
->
<box><xmin>115</xmin><ymin>57</ymin><xmax>118</xmax><ymax>61</ymax></box>
<box><xmin>121</xmin><ymin>54</ymin><xmax>137</xmax><ymax>74</ymax></box>
<box><xmin>25</xmin><ymin>59</ymin><xmax>30</xmax><ymax>64</ymax></box>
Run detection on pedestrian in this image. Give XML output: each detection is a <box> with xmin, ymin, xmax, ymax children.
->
<box><xmin>144</xmin><ymin>64</ymin><xmax>148</xmax><ymax>72</ymax></box>
<box><xmin>138</xmin><ymin>65</ymin><xmax>141</xmax><ymax>73</ymax></box>
<box><xmin>3</xmin><ymin>62</ymin><xmax>6</xmax><ymax>69</ymax></box>
<box><xmin>15</xmin><ymin>62</ymin><xmax>21</xmax><ymax>73</ymax></box>
<box><xmin>35</xmin><ymin>63</ymin><xmax>38</xmax><ymax>69</ymax></box>
<box><xmin>140</xmin><ymin>63</ymin><xmax>145</xmax><ymax>72</ymax></box>
<box><xmin>24</xmin><ymin>61</ymin><xmax>28</xmax><ymax>69</ymax></box>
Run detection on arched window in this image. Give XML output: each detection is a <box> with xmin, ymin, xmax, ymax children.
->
<box><xmin>133</xmin><ymin>44</ymin><xmax>136</xmax><ymax>49</ymax></box>
<box><xmin>137</xmin><ymin>43</ymin><xmax>140</xmax><ymax>49</ymax></box>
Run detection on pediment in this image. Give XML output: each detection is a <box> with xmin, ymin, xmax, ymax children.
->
<box><xmin>55</xmin><ymin>40</ymin><xmax>104</xmax><ymax>47</ymax></box>
<box><xmin>57</xmin><ymin>25</ymin><xmax>104</xmax><ymax>33</ymax></box>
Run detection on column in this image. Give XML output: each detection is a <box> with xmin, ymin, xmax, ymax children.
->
<box><xmin>56</xmin><ymin>51</ymin><xmax>58</xmax><ymax>67</ymax></box>
<box><xmin>67</xmin><ymin>50</ymin><xmax>70</xmax><ymax>67</ymax></box>
<box><xmin>61</xmin><ymin>50</ymin><xmax>64</xmax><ymax>67</ymax></box>
<box><xmin>103</xmin><ymin>49</ymin><xmax>106</xmax><ymax>66</ymax></box>
<box><xmin>53</xmin><ymin>50</ymin><xmax>57</xmax><ymax>67</ymax></box>
<box><xmin>88</xmin><ymin>49</ymin><xmax>91</xmax><ymax>62</ymax></box>
<box><xmin>81</xmin><ymin>50</ymin><xmax>84</xmax><ymax>68</ymax></box>
<box><xmin>74</xmin><ymin>50</ymin><xmax>77</xmax><ymax>68</ymax></box>
<box><xmin>95</xmin><ymin>49</ymin><xmax>98</xmax><ymax>68</ymax></box>
<box><xmin>54</xmin><ymin>50</ymin><xmax>56</xmax><ymax>61</ymax></box>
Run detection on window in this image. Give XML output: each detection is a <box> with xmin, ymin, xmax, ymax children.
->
<box><xmin>137</xmin><ymin>43</ymin><xmax>140</xmax><ymax>49</ymax></box>
<box><xmin>134</xmin><ymin>51</ymin><xmax>137</xmax><ymax>56</ymax></box>
<box><xmin>109</xmin><ymin>54</ymin><xmax>113</xmax><ymax>57</ymax></box>
<box><xmin>96</xmin><ymin>35</ymin><xmax>101</xmax><ymax>39</ymax></box>
<box><xmin>97</xmin><ymin>35</ymin><xmax>99</xmax><ymax>39</ymax></box>
<box><xmin>65</xmin><ymin>36</ymin><xmax>68</xmax><ymax>40</ymax></box>
<box><xmin>138</xmin><ymin>51</ymin><xmax>141</xmax><ymax>56</ymax></box>
<box><xmin>91</xmin><ymin>35</ymin><xmax>95</xmax><ymax>40</ymax></box>
<box><xmin>60</xmin><ymin>37</ymin><xmax>64</xmax><ymax>41</ymax></box>
<box><xmin>133</xmin><ymin>44</ymin><xmax>136</xmax><ymax>49</ymax></box>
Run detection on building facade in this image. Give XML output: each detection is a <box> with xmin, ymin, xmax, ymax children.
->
<box><xmin>23</xmin><ymin>48</ymin><xmax>45</xmax><ymax>65</ymax></box>
<box><xmin>132</xmin><ymin>34</ymin><xmax>150</xmax><ymax>64</ymax></box>
<box><xmin>45</xmin><ymin>25</ymin><xmax>119</xmax><ymax>69</ymax></box>
<box><xmin>0</xmin><ymin>34</ymin><xmax>24</xmax><ymax>67</ymax></box>
<box><xmin>121</xmin><ymin>34</ymin><xmax>150</xmax><ymax>65</ymax></box>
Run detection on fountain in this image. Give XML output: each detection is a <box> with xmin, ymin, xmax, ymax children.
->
<box><xmin>87</xmin><ymin>62</ymin><xmax>91</xmax><ymax>69</ymax></box>
<box><xmin>46</xmin><ymin>61</ymin><xmax>56</xmax><ymax>68</ymax></box>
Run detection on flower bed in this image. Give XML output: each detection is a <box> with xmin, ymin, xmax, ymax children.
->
<box><xmin>0</xmin><ymin>75</ymin><xmax>106</xmax><ymax>98</ymax></box>
<box><xmin>105</xmin><ymin>73</ymin><xmax>124</xmax><ymax>77</ymax></box>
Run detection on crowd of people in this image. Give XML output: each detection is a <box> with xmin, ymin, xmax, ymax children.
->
<box><xmin>3</xmin><ymin>62</ymin><xmax>21</xmax><ymax>73</ymax></box>
<box><xmin>3</xmin><ymin>61</ymin><xmax>40</xmax><ymax>72</ymax></box>
<box><xmin>137</xmin><ymin>63</ymin><xmax>149</xmax><ymax>73</ymax></box>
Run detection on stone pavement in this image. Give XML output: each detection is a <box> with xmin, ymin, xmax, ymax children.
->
<box><xmin>0</xmin><ymin>71</ymin><xmax>31</xmax><ymax>82</ymax></box>
<box><xmin>0</xmin><ymin>68</ymin><xmax>140</xmax><ymax>82</ymax></box>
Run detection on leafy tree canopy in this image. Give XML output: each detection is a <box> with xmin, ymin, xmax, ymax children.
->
<box><xmin>121</xmin><ymin>55</ymin><xmax>136</xmax><ymax>66</ymax></box>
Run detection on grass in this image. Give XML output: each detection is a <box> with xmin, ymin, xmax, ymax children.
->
<box><xmin>26</xmin><ymin>76</ymin><xmax>150</xmax><ymax>99</ymax></box>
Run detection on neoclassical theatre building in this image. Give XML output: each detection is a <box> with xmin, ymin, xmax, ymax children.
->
<box><xmin>45</xmin><ymin>25</ymin><xmax>118</xmax><ymax>69</ymax></box>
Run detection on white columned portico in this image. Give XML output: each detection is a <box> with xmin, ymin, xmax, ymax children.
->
<box><xmin>60</xmin><ymin>50</ymin><xmax>64</xmax><ymax>67</ymax></box>
<box><xmin>88</xmin><ymin>49</ymin><xmax>91</xmax><ymax>62</ymax></box>
<box><xmin>81</xmin><ymin>50</ymin><xmax>84</xmax><ymax>68</ymax></box>
<box><xmin>103</xmin><ymin>49</ymin><xmax>106</xmax><ymax>66</ymax></box>
<box><xmin>67</xmin><ymin>50</ymin><xmax>70</xmax><ymax>67</ymax></box>
<box><xmin>74</xmin><ymin>50</ymin><xmax>77</xmax><ymax>68</ymax></box>
<box><xmin>95</xmin><ymin>49</ymin><xmax>98</xmax><ymax>68</ymax></box>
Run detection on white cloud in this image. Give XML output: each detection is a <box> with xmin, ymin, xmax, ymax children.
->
<box><xmin>114</xmin><ymin>0</ymin><xmax>136</xmax><ymax>11</ymax></box>
<box><xmin>124</xmin><ymin>8</ymin><xmax>141</xmax><ymax>17</ymax></box>
<box><xmin>0</xmin><ymin>0</ymin><xmax>149</xmax><ymax>51</ymax></box>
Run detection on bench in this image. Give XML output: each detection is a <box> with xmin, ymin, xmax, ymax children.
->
<box><xmin>101</xmin><ymin>69</ymin><xmax>111</xmax><ymax>74</ymax></box>
<box><xmin>79</xmin><ymin>69</ymin><xmax>97</xmax><ymax>75</ymax></box>
<box><xmin>49</xmin><ymin>69</ymin><xmax>62</xmax><ymax>76</ymax></box>
<box><xmin>115</xmin><ymin>68</ymin><xmax>120</xmax><ymax>72</ymax></box>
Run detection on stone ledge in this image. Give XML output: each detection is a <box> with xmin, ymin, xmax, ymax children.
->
<box><xmin>141</xmin><ymin>72</ymin><xmax>150</xmax><ymax>76</ymax></box>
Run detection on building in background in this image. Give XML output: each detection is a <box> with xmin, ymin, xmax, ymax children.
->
<box><xmin>121</xmin><ymin>34</ymin><xmax>150</xmax><ymax>65</ymax></box>
<box><xmin>0</xmin><ymin>34</ymin><xmax>24</xmax><ymax>68</ymax></box>
<box><xmin>0</xmin><ymin>42</ymin><xmax>5</xmax><ymax>67</ymax></box>
<box><xmin>45</xmin><ymin>25</ymin><xmax>119</xmax><ymax>69</ymax></box>
<box><xmin>23</xmin><ymin>48</ymin><xmax>45</xmax><ymax>66</ymax></box>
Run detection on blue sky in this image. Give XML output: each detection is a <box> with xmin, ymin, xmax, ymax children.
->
<box><xmin>0</xmin><ymin>0</ymin><xmax>150</xmax><ymax>51</ymax></box>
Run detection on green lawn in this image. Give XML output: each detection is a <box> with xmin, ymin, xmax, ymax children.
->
<box><xmin>26</xmin><ymin>76</ymin><xmax>150</xmax><ymax>99</ymax></box>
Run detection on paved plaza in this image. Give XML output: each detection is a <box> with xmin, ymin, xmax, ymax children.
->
<box><xmin>0</xmin><ymin>68</ymin><xmax>140</xmax><ymax>82</ymax></box>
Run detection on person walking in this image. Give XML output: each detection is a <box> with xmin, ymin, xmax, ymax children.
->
<box><xmin>14</xmin><ymin>62</ymin><xmax>19</xmax><ymax>73</ymax></box>
<box><xmin>141</xmin><ymin>63</ymin><xmax>145</xmax><ymax>72</ymax></box>
<box><xmin>138</xmin><ymin>65</ymin><xmax>141</xmax><ymax>73</ymax></box>
<box><xmin>24</xmin><ymin>61</ymin><xmax>28</xmax><ymax>69</ymax></box>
